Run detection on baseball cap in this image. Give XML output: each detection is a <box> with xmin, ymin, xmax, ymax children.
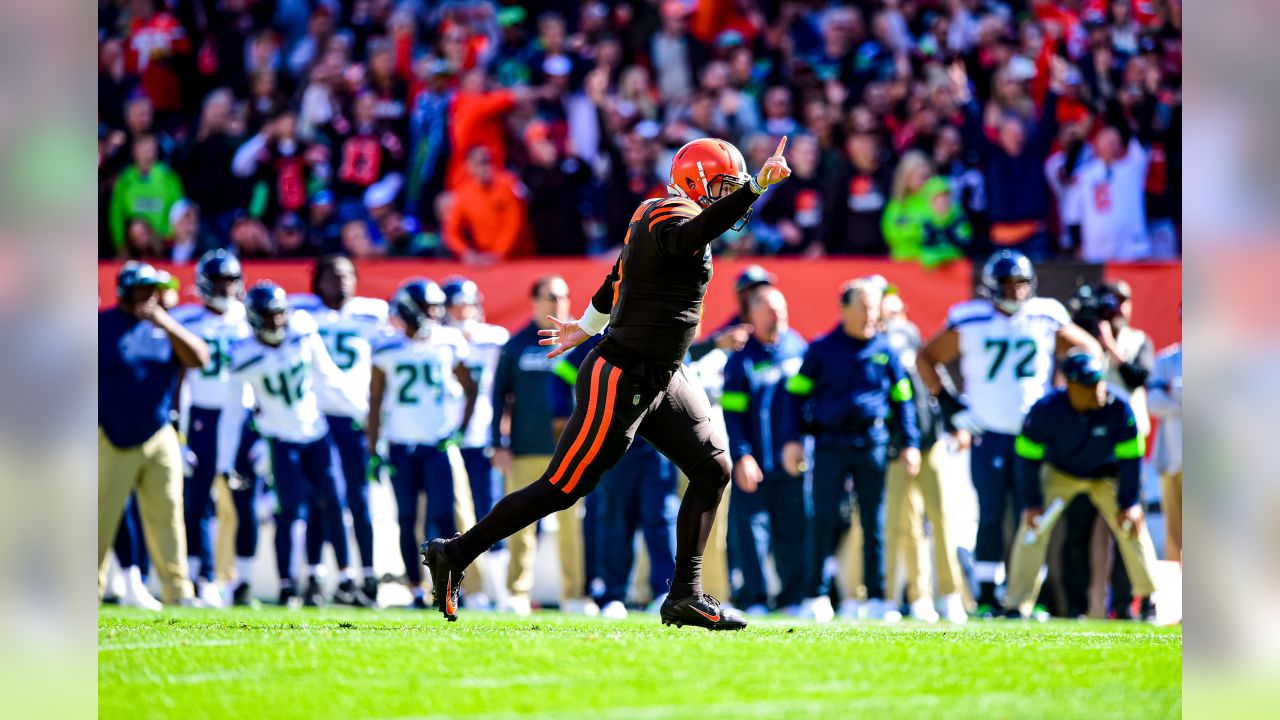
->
<box><xmin>1061</xmin><ymin>352</ymin><xmax>1104</xmax><ymax>386</ymax></box>
<box><xmin>168</xmin><ymin>198</ymin><xmax>195</xmax><ymax>227</ymax></box>
<box><xmin>1103</xmin><ymin>279</ymin><xmax>1132</xmax><ymax>300</ymax></box>
<box><xmin>735</xmin><ymin>265</ymin><xmax>776</xmax><ymax>294</ymax></box>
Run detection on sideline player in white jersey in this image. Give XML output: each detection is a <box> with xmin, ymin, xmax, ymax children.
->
<box><xmin>171</xmin><ymin>250</ymin><xmax>254</xmax><ymax>606</ymax></box>
<box><xmin>229</xmin><ymin>282</ymin><xmax>374</xmax><ymax>608</ymax></box>
<box><xmin>916</xmin><ymin>250</ymin><xmax>1099</xmax><ymax>616</ymax></box>
<box><xmin>441</xmin><ymin>276</ymin><xmax>509</xmax><ymax>524</ymax></box>
<box><xmin>367</xmin><ymin>279</ymin><xmax>480</xmax><ymax>608</ymax></box>
<box><xmin>289</xmin><ymin>255</ymin><xmax>385</xmax><ymax>602</ymax></box>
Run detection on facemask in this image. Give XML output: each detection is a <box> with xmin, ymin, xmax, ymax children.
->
<box><xmin>205</xmin><ymin>295</ymin><xmax>230</xmax><ymax>313</ymax></box>
<box><xmin>257</xmin><ymin>327</ymin><xmax>286</xmax><ymax>344</ymax></box>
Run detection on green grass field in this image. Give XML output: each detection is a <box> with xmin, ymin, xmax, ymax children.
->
<box><xmin>99</xmin><ymin>606</ymin><xmax>1181</xmax><ymax>719</ymax></box>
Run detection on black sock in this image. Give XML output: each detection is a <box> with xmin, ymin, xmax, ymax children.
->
<box><xmin>670</xmin><ymin>555</ymin><xmax>702</xmax><ymax>599</ymax></box>
<box><xmin>447</xmin><ymin>478</ymin><xmax>571</xmax><ymax>568</ymax></box>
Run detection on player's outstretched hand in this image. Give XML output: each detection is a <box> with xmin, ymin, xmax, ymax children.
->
<box><xmin>756</xmin><ymin>136</ymin><xmax>792</xmax><ymax>189</ymax></box>
<box><xmin>539</xmin><ymin>315</ymin><xmax>590</xmax><ymax>359</ymax></box>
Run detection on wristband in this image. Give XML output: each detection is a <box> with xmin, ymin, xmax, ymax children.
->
<box><xmin>578</xmin><ymin>303</ymin><xmax>609</xmax><ymax>336</ymax></box>
<box><xmin>748</xmin><ymin>176</ymin><xmax>766</xmax><ymax>195</ymax></box>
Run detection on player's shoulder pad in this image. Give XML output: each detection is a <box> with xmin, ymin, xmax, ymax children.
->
<box><xmin>288</xmin><ymin>309</ymin><xmax>319</xmax><ymax>336</ymax></box>
<box><xmin>288</xmin><ymin>293</ymin><xmax>321</xmax><ymax>311</ymax></box>
<box><xmin>372</xmin><ymin>332</ymin><xmax>407</xmax><ymax>356</ymax></box>
<box><xmin>348</xmin><ymin>296</ymin><xmax>389</xmax><ymax>322</ymax></box>
<box><xmin>433</xmin><ymin>325</ymin><xmax>469</xmax><ymax>347</ymax></box>
<box><xmin>170</xmin><ymin>303</ymin><xmax>206</xmax><ymax>325</ymax></box>
<box><xmin>228</xmin><ymin>337</ymin><xmax>264</xmax><ymax>373</ymax></box>
<box><xmin>946</xmin><ymin>299</ymin><xmax>996</xmax><ymax>329</ymax></box>
<box><xmin>645</xmin><ymin>196</ymin><xmax>700</xmax><ymax>231</ymax></box>
<box><xmin>473</xmin><ymin>323</ymin><xmax>511</xmax><ymax>345</ymax></box>
<box><xmin>1024</xmin><ymin>297</ymin><xmax>1070</xmax><ymax>325</ymax></box>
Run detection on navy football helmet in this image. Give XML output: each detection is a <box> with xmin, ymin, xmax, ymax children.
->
<box><xmin>442</xmin><ymin>276</ymin><xmax>482</xmax><ymax>307</ymax></box>
<box><xmin>195</xmin><ymin>249</ymin><xmax>243</xmax><ymax>312</ymax></box>
<box><xmin>245</xmin><ymin>281</ymin><xmax>290</xmax><ymax>344</ymax></box>
<box><xmin>980</xmin><ymin>250</ymin><xmax>1036</xmax><ymax>314</ymax></box>
<box><xmin>393</xmin><ymin>278</ymin><xmax>447</xmax><ymax>332</ymax></box>
<box><xmin>116</xmin><ymin>261</ymin><xmax>164</xmax><ymax>298</ymax></box>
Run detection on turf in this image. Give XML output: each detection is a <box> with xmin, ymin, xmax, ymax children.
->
<box><xmin>99</xmin><ymin>606</ymin><xmax>1181</xmax><ymax>719</ymax></box>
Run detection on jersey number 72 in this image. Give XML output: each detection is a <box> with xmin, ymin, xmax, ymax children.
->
<box><xmin>984</xmin><ymin>338</ymin><xmax>1037</xmax><ymax>381</ymax></box>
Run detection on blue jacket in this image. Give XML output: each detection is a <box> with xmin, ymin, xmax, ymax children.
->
<box><xmin>722</xmin><ymin>329</ymin><xmax>808</xmax><ymax>473</ymax></box>
<box><xmin>782</xmin><ymin>326</ymin><xmax>919</xmax><ymax>450</ymax></box>
<box><xmin>1015</xmin><ymin>389</ymin><xmax>1145</xmax><ymax>510</ymax></box>
<box><xmin>99</xmin><ymin>308</ymin><xmax>182</xmax><ymax>448</ymax></box>
<box><xmin>961</xmin><ymin>93</ymin><xmax>1059</xmax><ymax>224</ymax></box>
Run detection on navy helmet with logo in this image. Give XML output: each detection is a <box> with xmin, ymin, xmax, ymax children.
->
<box><xmin>116</xmin><ymin>261</ymin><xmax>166</xmax><ymax>298</ymax></box>
<box><xmin>1061</xmin><ymin>351</ymin><xmax>1105</xmax><ymax>386</ymax></box>
<box><xmin>195</xmin><ymin>249</ymin><xmax>243</xmax><ymax>311</ymax></box>
<box><xmin>980</xmin><ymin>249</ymin><xmax>1036</xmax><ymax>313</ymax></box>
<box><xmin>393</xmin><ymin>278</ymin><xmax>447</xmax><ymax>330</ymax></box>
<box><xmin>245</xmin><ymin>281</ymin><xmax>290</xmax><ymax>343</ymax></box>
<box><xmin>442</xmin><ymin>275</ymin><xmax>482</xmax><ymax>307</ymax></box>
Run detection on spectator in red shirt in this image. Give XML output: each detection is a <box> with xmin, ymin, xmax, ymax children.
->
<box><xmin>124</xmin><ymin>0</ymin><xmax>192</xmax><ymax>119</ymax></box>
<box><xmin>445</xmin><ymin>70</ymin><xmax>519</xmax><ymax>190</ymax></box>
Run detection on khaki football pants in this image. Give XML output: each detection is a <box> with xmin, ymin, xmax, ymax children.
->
<box><xmin>1161</xmin><ymin>470</ymin><xmax>1182</xmax><ymax>563</ymax></box>
<box><xmin>884</xmin><ymin>444</ymin><xmax>963</xmax><ymax>603</ymax></box>
<box><xmin>506</xmin><ymin>455</ymin><xmax>587</xmax><ymax>603</ymax></box>
<box><xmin>1006</xmin><ymin>465</ymin><xmax>1159</xmax><ymax>616</ymax></box>
<box><xmin>98</xmin><ymin>425</ymin><xmax>194</xmax><ymax>604</ymax></box>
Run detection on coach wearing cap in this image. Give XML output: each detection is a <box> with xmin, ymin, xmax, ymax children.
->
<box><xmin>1004</xmin><ymin>351</ymin><xmax>1160</xmax><ymax>619</ymax></box>
<box><xmin>99</xmin><ymin>262</ymin><xmax>211</xmax><ymax>606</ymax></box>
<box><xmin>687</xmin><ymin>265</ymin><xmax>774</xmax><ymax>362</ymax></box>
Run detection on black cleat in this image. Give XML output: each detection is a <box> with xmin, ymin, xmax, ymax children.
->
<box><xmin>333</xmin><ymin>578</ymin><xmax>376</xmax><ymax>608</ymax></box>
<box><xmin>660</xmin><ymin>593</ymin><xmax>747</xmax><ymax>631</ymax></box>
<box><xmin>362</xmin><ymin>577</ymin><xmax>380</xmax><ymax>605</ymax></box>
<box><xmin>231</xmin><ymin>582</ymin><xmax>254</xmax><ymax>607</ymax></box>
<box><xmin>278</xmin><ymin>581</ymin><xmax>299</xmax><ymax>608</ymax></box>
<box><xmin>420</xmin><ymin>536</ymin><xmax>465</xmax><ymax>621</ymax></box>
<box><xmin>303</xmin><ymin>577</ymin><xmax>326</xmax><ymax>608</ymax></box>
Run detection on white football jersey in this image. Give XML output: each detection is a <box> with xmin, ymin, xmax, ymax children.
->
<box><xmin>449</xmin><ymin>320</ymin><xmax>509</xmax><ymax>448</ymax></box>
<box><xmin>288</xmin><ymin>293</ymin><xmax>388</xmax><ymax>420</ymax></box>
<box><xmin>172</xmin><ymin>301</ymin><xmax>254</xmax><ymax>410</ymax></box>
<box><xmin>948</xmin><ymin>297</ymin><xmax>1070</xmax><ymax>435</ymax></box>
<box><xmin>229</xmin><ymin>311</ymin><xmax>367</xmax><ymax>444</ymax></box>
<box><xmin>372</xmin><ymin>325</ymin><xmax>470</xmax><ymax>446</ymax></box>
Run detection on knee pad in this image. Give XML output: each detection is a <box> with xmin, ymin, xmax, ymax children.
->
<box><xmin>685</xmin><ymin>452</ymin><xmax>731</xmax><ymax>490</ymax></box>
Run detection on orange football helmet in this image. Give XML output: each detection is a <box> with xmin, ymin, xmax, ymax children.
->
<box><xmin>667</xmin><ymin>138</ymin><xmax>754</xmax><ymax>228</ymax></box>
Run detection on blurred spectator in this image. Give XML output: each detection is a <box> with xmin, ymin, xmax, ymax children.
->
<box><xmin>166</xmin><ymin>200</ymin><xmax>220</xmax><ymax>264</ymax></box>
<box><xmin>445</xmin><ymin>70</ymin><xmax>520</xmax><ymax>190</ymax></box>
<box><xmin>522</xmin><ymin>123</ymin><xmax>591</xmax><ymax>255</ymax></box>
<box><xmin>339</xmin><ymin>218</ymin><xmax>376</xmax><ymax>259</ymax></box>
<box><xmin>174</xmin><ymin>89</ymin><xmax>245</xmax><ymax>240</ymax></box>
<box><xmin>230</xmin><ymin>215</ymin><xmax>273</xmax><ymax>259</ymax></box>
<box><xmin>830</xmin><ymin>132</ymin><xmax>891</xmax><ymax>255</ymax></box>
<box><xmin>759</xmin><ymin>134</ymin><xmax>827</xmax><ymax>256</ymax></box>
<box><xmin>1067</xmin><ymin>127</ymin><xmax>1151</xmax><ymax>262</ymax></box>
<box><xmin>109</xmin><ymin>135</ymin><xmax>185</xmax><ymax>257</ymax></box>
<box><xmin>955</xmin><ymin>62</ymin><xmax>1060</xmax><ymax>260</ymax></box>
<box><xmin>443</xmin><ymin>146</ymin><xmax>532</xmax><ymax>263</ymax></box>
<box><xmin>932</xmin><ymin>124</ymin><xmax>987</xmax><ymax>250</ymax></box>
<box><xmin>324</xmin><ymin>90</ymin><xmax>404</xmax><ymax>219</ymax></box>
<box><xmin>232</xmin><ymin>107</ymin><xmax>327</xmax><ymax>228</ymax></box>
<box><xmin>123</xmin><ymin>0</ymin><xmax>191</xmax><ymax>122</ymax></box>
<box><xmin>920</xmin><ymin>182</ymin><xmax>972</xmax><ymax>268</ymax></box>
<box><xmin>882</xmin><ymin>151</ymin><xmax>950</xmax><ymax>263</ymax></box>
<box><xmin>305</xmin><ymin>190</ymin><xmax>341</xmax><ymax>253</ymax></box>
<box><xmin>652</xmin><ymin>2</ymin><xmax>702</xmax><ymax>102</ymax></box>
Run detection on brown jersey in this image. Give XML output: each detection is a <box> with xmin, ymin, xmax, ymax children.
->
<box><xmin>589</xmin><ymin>185</ymin><xmax>761</xmax><ymax>368</ymax></box>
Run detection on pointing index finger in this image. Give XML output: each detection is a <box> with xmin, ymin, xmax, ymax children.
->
<box><xmin>773</xmin><ymin>135</ymin><xmax>787</xmax><ymax>158</ymax></box>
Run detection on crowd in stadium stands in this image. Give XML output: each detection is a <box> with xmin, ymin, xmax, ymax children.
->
<box><xmin>99</xmin><ymin>251</ymin><xmax>1182</xmax><ymax>621</ymax></box>
<box><xmin>98</xmin><ymin>0</ymin><xmax>1182</xmax><ymax>264</ymax></box>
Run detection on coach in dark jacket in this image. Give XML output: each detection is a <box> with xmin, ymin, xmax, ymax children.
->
<box><xmin>781</xmin><ymin>279</ymin><xmax>920</xmax><ymax>620</ymax></box>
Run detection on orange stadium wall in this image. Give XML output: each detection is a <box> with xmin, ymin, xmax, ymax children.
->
<box><xmin>98</xmin><ymin>259</ymin><xmax>1183</xmax><ymax>350</ymax></box>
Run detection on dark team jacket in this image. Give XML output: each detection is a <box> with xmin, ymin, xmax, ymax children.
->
<box><xmin>722</xmin><ymin>330</ymin><xmax>809</xmax><ymax>473</ymax></box>
<box><xmin>588</xmin><ymin>184</ymin><xmax>762</xmax><ymax>377</ymax></box>
<box><xmin>1015</xmin><ymin>389</ymin><xmax>1145</xmax><ymax>510</ymax></box>
<box><xmin>781</xmin><ymin>326</ymin><xmax>920</xmax><ymax>451</ymax></box>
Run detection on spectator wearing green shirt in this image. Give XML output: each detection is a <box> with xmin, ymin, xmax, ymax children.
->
<box><xmin>882</xmin><ymin>151</ymin><xmax>968</xmax><ymax>266</ymax></box>
<box><xmin>109</xmin><ymin>135</ymin><xmax>185</xmax><ymax>256</ymax></box>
